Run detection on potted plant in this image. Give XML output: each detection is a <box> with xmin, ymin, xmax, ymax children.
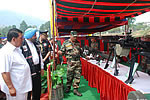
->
<box><xmin>47</xmin><ymin>60</ymin><xmax>67</xmax><ymax>100</ymax></box>
<box><xmin>41</xmin><ymin>70</ymin><xmax>48</xmax><ymax>94</ymax></box>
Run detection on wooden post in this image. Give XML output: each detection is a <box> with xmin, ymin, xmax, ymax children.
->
<box><xmin>52</xmin><ymin>0</ymin><xmax>56</xmax><ymax>71</ymax></box>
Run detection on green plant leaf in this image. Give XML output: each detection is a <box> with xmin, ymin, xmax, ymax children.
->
<box><xmin>48</xmin><ymin>63</ymin><xmax>67</xmax><ymax>88</ymax></box>
<box><xmin>57</xmin><ymin>77</ymin><xmax>62</xmax><ymax>84</ymax></box>
<box><xmin>41</xmin><ymin>79</ymin><xmax>47</xmax><ymax>86</ymax></box>
<box><xmin>44</xmin><ymin>83</ymin><xmax>47</xmax><ymax>88</ymax></box>
<box><xmin>62</xmin><ymin>64</ymin><xmax>67</xmax><ymax>67</ymax></box>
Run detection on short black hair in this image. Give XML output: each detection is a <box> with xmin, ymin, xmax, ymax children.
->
<box><xmin>7</xmin><ymin>28</ymin><xmax>23</xmax><ymax>42</ymax></box>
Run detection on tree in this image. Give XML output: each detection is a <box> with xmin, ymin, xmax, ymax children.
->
<box><xmin>12</xmin><ymin>25</ymin><xmax>16</xmax><ymax>28</ymax></box>
<box><xmin>39</xmin><ymin>21</ymin><xmax>51</xmax><ymax>37</ymax></box>
<box><xmin>27</xmin><ymin>25</ymin><xmax>37</xmax><ymax>29</ymax></box>
<box><xmin>136</xmin><ymin>22</ymin><xmax>148</xmax><ymax>30</ymax></box>
<box><xmin>19</xmin><ymin>20</ymin><xmax>28</xmax><ymax>32</ymax></box>
<box><xmin>107</xmin><ymin>27</ymin><xmax>122</xmax><ymax>33</ymax></box>
<box><xmin>40</xmin><ymin>21</ymin><xmax>50</xmax><ymax>31</ymax></box>
<box><xmin>131</xmin><ymin>22</ymin><xmax>149</xmax><ymax>32</ymax></box>
<box><xmin>0</xmin><ymin>26</ymin><xmax>9</xmax><ymax>37</ymax></box>
<box><xmin>128</xmin><ymin>17</ymin><xmax>136</xmax><ymax>28</ymax></box>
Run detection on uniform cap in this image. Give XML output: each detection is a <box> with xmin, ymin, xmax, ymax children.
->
<box><xmin>24</xmin><ymin>28</ymin><xmax>37</xmax><ymax>39</ymax></box>
<box><xmin>39</xmin><ymin>30</ymin><xmax>48</xmax><ymax>36</ymax></box>
<box><xmin>70</xmin><ymin>31</ymin><xmax>78</xmax><ymax>37</ymax></box>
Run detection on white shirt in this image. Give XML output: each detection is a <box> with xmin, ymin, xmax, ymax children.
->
<box><xmin>25</xmin><ymin>39</ymin><xmax>44</xmax><ymax>69</ymax></box>
<box><xmin>0</xmin><ymin>42</ymin><xmax>32</xmax><ymax>94</ymax></box>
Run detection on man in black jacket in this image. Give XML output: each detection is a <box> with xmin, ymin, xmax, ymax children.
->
<box><xmin>21</xmin><ymin>28</ymin><xmax>44</xmax><ymax>100</ymax></box>
<box><xmin>38</xmin><ymin>31</ymin><xmax>51</xmax><ymax>70</ymax></box>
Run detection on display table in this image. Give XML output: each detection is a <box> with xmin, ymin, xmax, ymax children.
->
<box><xmin>81</xmin><ymin>58</ymin><xmax>150</xmax><ymax>100</ymax></box>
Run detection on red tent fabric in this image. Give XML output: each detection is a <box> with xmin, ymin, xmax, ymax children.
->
<box><xmin>56</xmin><ymin>0</ymin><xmax>150</xmax><ymax>23</ymax></box>
<box><xmin>54</xmin><ymin>0</ymin><xmax>150</xmax><ymax>35</ymax></box>
<box><xmin>57</xmin><ymin>18</ymin><xmax>128</xmax><ymax>35</ymax></box>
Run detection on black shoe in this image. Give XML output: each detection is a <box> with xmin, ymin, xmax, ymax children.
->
<box><xmin>65</xmin><ymin>87</ymin><xmax>70</xmax><ymax>93</ymax></box>
<box><xmin>73</xmin><ymin>89</ymin><xmax>82</xmax><ymax>96</ymax></box>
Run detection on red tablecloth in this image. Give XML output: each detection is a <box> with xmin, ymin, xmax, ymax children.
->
<box><xmin>81</xmin><ymin>58</ymin><xmax>136</xmax><ymax>100</ymax></box>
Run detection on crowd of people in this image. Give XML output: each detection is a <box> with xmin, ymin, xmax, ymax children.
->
<box><xmin>0</xmin><ymin>28</ymin><xmax>89</xmax><ymax>100</ymax></box>
<box><xmin>0</xmin><ymin>28</ymin><xmax>59</xmax><ymax>100</ymax></box>
<box><xmin>0</xmin><ymin>28</ymin><xmax>150</xmax><ymax>100</ymax></box>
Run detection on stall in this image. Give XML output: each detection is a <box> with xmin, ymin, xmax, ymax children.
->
<box><xmin>48</xmin><ymin>0</ymin><xmax>150</xmax><ymax>100</ymax></box>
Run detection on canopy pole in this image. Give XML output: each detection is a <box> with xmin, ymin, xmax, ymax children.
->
<box><xmin>52</xmin><ymin>0</ymin><xmax>56</xmax><ymax>70</ymax></box>
<box><xmin>125</xmin><ymin>22</ymin><xmax>129</xmax><ymax>34</ymax></box>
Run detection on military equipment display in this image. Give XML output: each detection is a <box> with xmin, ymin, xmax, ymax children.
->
<box><xmin>104</xmin><ymin>47</ymin><xmax>114</xmax><ymax>69</ymax></box>
<box><xmin>103</xmin><ymin>44</ymin><xmax>119</xmax><ymax>76</ymax></box>
<box><xmin>83</xmin><ymin>45</ymin><xmax>109</xmax><ymax>62</ymax></box>
<box><xmin>104</xmin><ymin>30</ymin><xmax>150</xmax><ymax>84</ymax></box>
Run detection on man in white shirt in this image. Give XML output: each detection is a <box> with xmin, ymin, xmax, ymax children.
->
<box><xmin>21</xmin><ymin>28</ymin><xmax>44</xmax><ymax>100</ymax></box>
<box><xmin>0</xmin><ymin>28</ymin><xmax>32</xmax><ymax>100</ymax></box>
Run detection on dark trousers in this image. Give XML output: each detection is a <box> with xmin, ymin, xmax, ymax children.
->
<box><xmin>44</xmin><ymin>59</ymin><xmax>49</xmax><ymax>71</ymax></box>
<box><xmin>28</xmin><ymin>73</ymin><xmax>41</xmax><ymax>100</ymax></box>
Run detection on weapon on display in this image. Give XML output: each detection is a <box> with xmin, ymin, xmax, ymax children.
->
<box><xmin>89</xmin><ymin>48</ymin><xmax>109</xmax><ymax>60</ymax></box>
<box><xmin>104</xmin><ymin>30</ymin><xmax>150</xmax><ymax>84</ymax></box>
<box><xmin>104</xmin><ymin>45</ymin><xmax>119</xmax><ymax>76</ymax></box>
<box><xmin>103</xmin><ymin>35</ymin><xmax>126</xmax><ymax>70</ymax></box>
<box><xmin>104</xmin><ymin>47</ymin><xmax>113</xmax><ymax>69</ymax></box>
<box><xmin>83</xmin><ymin>45</ymin><xmax>109</xmax><ymax>61</ymax></box>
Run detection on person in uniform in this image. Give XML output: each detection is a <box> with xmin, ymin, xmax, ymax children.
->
<box><xmin>38</xmin><ymin>31</ymin><xmax>51</xmax><ymax>70</ymax></box>
<box><xmin>58</xmin><ymin>31</ymin><xmax>85</xmax><ymax>96</ymax></box>
<box><xmin>141</xmin><ymin>56</ymin><xmax>150</xmax><ymax>74</ymax></box>
<box><xmin>20</xmin><ymin>28</ymin><xmax>44</xmax><ymax>100</ymax></box>
<box><xmin>0</xmin><ymin>28</ymin><xmax>32</xmax><ymax>100</ymax></box>
<box><xmin>141</xmin><ymin>36</ymin><xmax>150</xmax><ymax>75</ymax></box>
<box><xmin>89</xmin><ymin>37</ymin><xmax>99</xmax><ymax>59</ymax></box>
<box><xmin>90</xmin><ymin>37</ymin><xmax>98</xmax><ymax>50</ymax></box>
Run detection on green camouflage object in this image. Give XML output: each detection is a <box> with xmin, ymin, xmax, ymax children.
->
<box><xmin>60</xmin><ymin>39</ymin><xmax>83</xmax><ymax>89</ymax></box>
<box><xmin>60</xmin><ymin>39</ymin><xmax>83</xmax><ymax>60</ymax></box>
<box><xmin>70</xmin><ymin>31</ymin><xmax>78</xmax><ymax>37</ymax></box>
<box><xmin>67</xmin><ymin>61</ymin><xmax>81</xmax><ymax>88</ymax></box>
<box><xmin>141</xmin><ymin>56</ymin><xmax>150</xmax><ymax>72</ymax></box>
<box><xmin>91</xmin><ymin>41</ymin><xmax>98</xmax><ymax>50</ymax></box>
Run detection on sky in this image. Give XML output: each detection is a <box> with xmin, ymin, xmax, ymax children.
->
<box><xmin>0</xmin><ymin>0</ymin><xmax>50</xmax><ymax>21</ymax></box>
<box><xmin>135</xmin><ymin>12</ymin><xmax>150</xmax><ymax>23</ymax></box>
<box><xmin>0</xmin><ymin>0</ymin><xmax>150</xmax><ymax>23</ymax></box>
